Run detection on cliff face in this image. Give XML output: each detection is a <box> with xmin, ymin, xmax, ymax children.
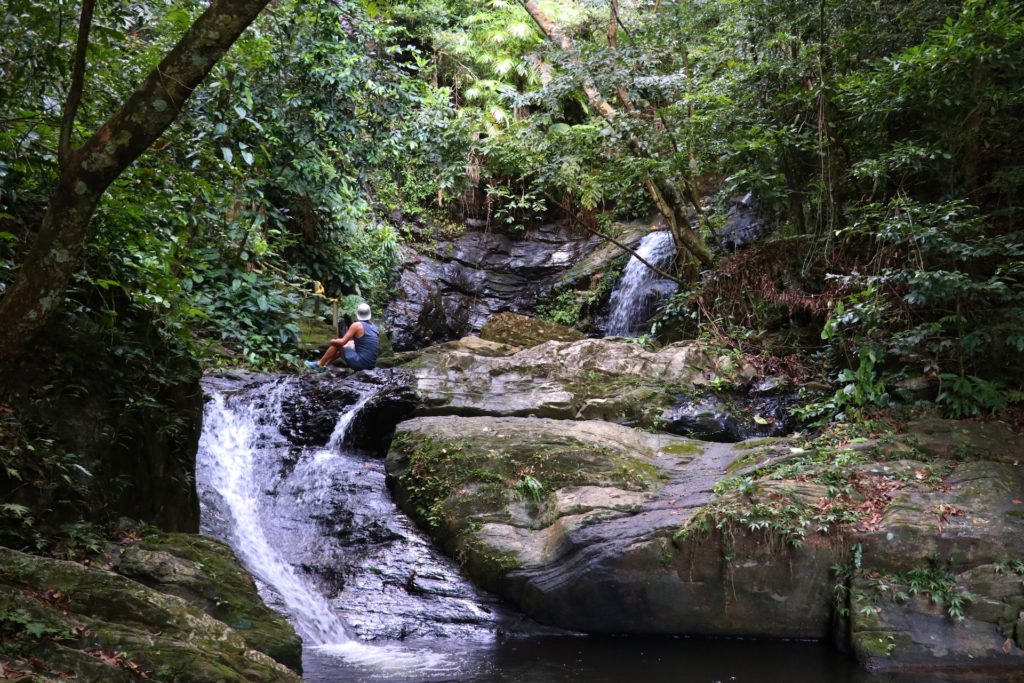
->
<box><xmin>385</xmin><ymin>222</ymin><xmax>647</xmax><ymax>351</ymax></box>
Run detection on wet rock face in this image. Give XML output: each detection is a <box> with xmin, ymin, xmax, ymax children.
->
<box><xmin>718</xmin><ymin>192</ymin><xmax>771</xmax><ymax>251</ymax></box>
<box><xmin>217</xmin><ymin>369</ymin><xmax>417</xmax><ymax>455</ymax></box>
<box><xmin>385</xmin><ymin>223</ymin><xmax>644</xmax><ymax>351</ymax></box>
<box><xmin>198</xmin><ymin>376</ymin><xmax>537</xmax><ymax>644</ymax></box>
<box><xmin>661</xmin><ymin>388</ymin><xmax>796</xmax><ymax>442</ymax></box>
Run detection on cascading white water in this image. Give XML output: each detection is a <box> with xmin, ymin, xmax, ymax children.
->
<box><xmin>603</xmin><ymin>230</ymin><xmax>678</xmax><ymax>337</ymax></box>
<box><xmin>198</xmin><ymin>379</ymin><xmax>352</xmax><ymax>645</ymax></box>
<box><xmin>196</xmin><ymin>376</ymin><xmax>478</xmax><ymax>677</ymax></box>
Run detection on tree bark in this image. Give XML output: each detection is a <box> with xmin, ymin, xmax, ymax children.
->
<box><xmin>58</xmin><ymin>0</ymin><xmax>95</xmax><ymax>165</ymax></box>
<box><xmin>0</xmin><ymin>0</ymin><xmax>273</xmax><ymax>368</ymax></box>
<box><xmin>518</xmin><ymin>0</ymin><xmax>714</xmax><ymax>267</ymax></box>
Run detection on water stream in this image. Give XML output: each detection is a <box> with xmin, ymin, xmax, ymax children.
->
<box><xmin>196</xmin><ymin>375</ymin><xmax>510</xmax><ymax>678</ymax></box>
<box><xmin>196</xmin><ymin>374</ymin><xmax>869</xmax><ymax>682</ymax></box>
<box><xmin>603</xmin><ymin>230</ymin><xmax>678</xmax><ymax>337</ymax></box>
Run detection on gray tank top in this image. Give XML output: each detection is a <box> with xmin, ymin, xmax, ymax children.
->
<box><xmin>351</xmin><ymin>321</ymin><xmax>379</xmax><ymax>369</ymax></box>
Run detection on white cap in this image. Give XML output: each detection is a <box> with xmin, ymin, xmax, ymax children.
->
<box><xmin>356</xmin><ymin>303</ymin><xmax>372</xmax><ymax>321</ymax></box>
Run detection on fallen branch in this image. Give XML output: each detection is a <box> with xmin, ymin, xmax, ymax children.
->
<box><xmin>581</xmin><ymin>224</ymin><xmax>684</xmax><ymax>286</ymax></box>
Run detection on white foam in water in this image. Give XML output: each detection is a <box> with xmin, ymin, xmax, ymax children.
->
<box><xmin>314</xmin><ymin>642</ymin><xmax>455</xmax><ymax>677</ymax></box>
<box><xmin>326</xmin><ymin>389</ymin><xmax>376</xmax><ymax>451</ymax></box>
<box><xmin>199</xmin><ymin>382</ymin><xmax>352</xmax><ymax>645</ymax></box>
<box><xmin>200</xmin><ymin>379</ymin><xmax>460</xmax><ymax>675</ymax></box>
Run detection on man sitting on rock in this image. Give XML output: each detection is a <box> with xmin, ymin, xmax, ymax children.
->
<box><xmin>304</xmin><ymin>303</ymin><xmax>379</xmax><ymax>373</ymax></box>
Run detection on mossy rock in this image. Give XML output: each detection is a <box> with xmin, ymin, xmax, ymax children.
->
<box><xmin>480</xmin><ymin>312</ymin><xmax>584</xmax><ymax>348</ymax></box>
<box><xmin>0</xmin><ymin>545</ymin><xmax>302</xmax><ymax>682</ymax></box>
<box><xmin>112</xmin><ymin>532</ymin><xmax>302</xmax><ymax>671</ymax></box>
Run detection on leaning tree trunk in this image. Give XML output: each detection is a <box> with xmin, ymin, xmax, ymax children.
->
<box><xmin>518</xmin><ymin>0</ymin><xmax>714</xmax><ymax>267</ymax></box>
<box><xmin>0</xmin><ymin>0</ymin><xmax>273</xmax><ymax>369</ymax></box>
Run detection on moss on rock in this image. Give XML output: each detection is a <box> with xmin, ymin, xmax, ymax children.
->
<box><xmin>0</xmin><ymin>545</ymin><xmax>302</xmax><ymax>682</ymax></box>
<box><xmin>480</xmin><ymin>312</ymin><xmax>585</xmax><ymax>348</ymax></box>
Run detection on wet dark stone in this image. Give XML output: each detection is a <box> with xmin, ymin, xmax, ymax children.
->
<box><xmin>344</xmin><ymin>370</ymin><xmax>419</xmax><ymax>456</ymax></box>
<box><xmin>385</xmin><ymin>223</ymin><xmax>605</xmax><ymax>351</ymax></box>
<box><xmin>718</xmin><ymin>192</ymin><xmax>771</xmax><ymax>251</ymax></box>
<box><xmin>279</xmin><ymin>382</ymin><xmax>363</xmax><ymax>446</ymax></box>
<box><xmin>661</xmin><ymin>390</ymin><xmax>796</xmax><ymax>443</ymax></box>
<box><xmin>275</xmin><ymin>370</ymin><xmax>417</xmax><ymax>453</ymax></box>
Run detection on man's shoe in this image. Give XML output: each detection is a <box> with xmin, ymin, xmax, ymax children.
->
<box><xmin>303</xmin><ymin>360</ymin><xmax>326</xmax><ymax>373</ymax></box>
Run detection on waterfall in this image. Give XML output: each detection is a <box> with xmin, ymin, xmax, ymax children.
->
<box><xmin>195</xmin><ymin>375</ymin><xmax>520</xmax><ymax>678</ymax></box>
<box><xmin>197</xmin><ymin>378</ymin><xmax>353</xmax><ymax>645</ymax></box>
<box><xmin>603</xmin><ymin>230</ymin><xmax>678</xmax><ymax>337</ymax></box>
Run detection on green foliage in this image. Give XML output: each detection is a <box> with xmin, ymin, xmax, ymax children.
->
<box><xmin>516</xmin><ymin>474</ymin><xmax>544</xmax><ymax>505</ymax></box>
<box><xmin>0</xmin><ymin>609</ymin><xmax>67</xmax><ymax>643</ymax></box>
<box><xmin>861</xmin><ymin>564</ymin><xmax>975</xmax><ymax>621</ymax></box>
<box><xmin>537</xmin><ymin>262</ymin><xmax>621</xmax><ymax>330</ymax></box>
<box><xmin>936</xmin><ymin>374</ymin><xmax>1012</xmax><ymax>419</ymax></box>
<box><xmin>833</xmin><ymin>347</ymin><xmax>890</xmax><ymax>419</ymax></box>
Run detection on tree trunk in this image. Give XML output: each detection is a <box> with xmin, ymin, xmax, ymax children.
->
<box><xmin>0</xmin><ymin>0</ymin><xmax>273</xmax><ymax>368</ymax></box>
<box><xmin>518</xmin><ymin>0</ymin><xmax>713</xmax><ymax>267</ymax></box>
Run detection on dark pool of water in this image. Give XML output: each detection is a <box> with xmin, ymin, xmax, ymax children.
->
<box><xmin>303</xmin><ymin>634</ymin><xmax>1024</xmax><ymax>683</ymax></box>
<box><xmin>303</xmin><ymin>635</ymin><xmax>865</xmax><ymax>683</ymax></box>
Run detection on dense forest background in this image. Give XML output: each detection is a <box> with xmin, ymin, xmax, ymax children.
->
<box><xmin>1</xmin><ymin>0</ymin><xmax>1022</xmax><ymax>550</ymax></box>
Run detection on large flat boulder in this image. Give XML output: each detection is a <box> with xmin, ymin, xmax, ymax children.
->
<box><xmin>408</xmin><ymin>337</ymin><xmax>750</xmax><ymax>425</ymax></box>
<box><xmin>386</xmin><ymin>410</ymin><xmax>1024</xmax><ymax>676</ymax></box>
<box><xmin>385</xmin><ymin>416</ymin><xmax>835</xmax><ymax>638</ymax></box>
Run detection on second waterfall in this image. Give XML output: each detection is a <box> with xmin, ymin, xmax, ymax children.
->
<box><xmin>603</xmin><ymin>230</ymin><xmax>678</xmax><ymax>337</ymax></box>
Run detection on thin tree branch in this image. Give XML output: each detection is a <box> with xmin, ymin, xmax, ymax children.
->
<box><xmin>59</xmin><ymin>0</ymin><xmax>95</xmax><ymax>166</ymax></box>
<box><xmin>581</xmin><ymin>224</ymin><xmax>684</xmax><ymax>286</ymax></box>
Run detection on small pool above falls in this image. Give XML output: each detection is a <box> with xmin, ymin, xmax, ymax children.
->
<box><xmin>603</xmin><ymin>230</ymin><xmax>678</xmax><ymax>337</ymax></box>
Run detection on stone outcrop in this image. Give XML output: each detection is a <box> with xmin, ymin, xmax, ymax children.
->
<box><xmin>110</xmin><ymin>533</ymin><xmax>302</xmax><ymax>671</ymax></box>
<box><xmin>385</xmin><ymin>222</ymin><xmax>647</xmax><ymax>351</ymax></box>
<box><xmin>0</xmin><ymin>534</ymin><xmax>302</xmax><ymax>682</ymax></box>
<box><xmin>479</xmin><ymin>312</ymin><xmax>584</xmax><ymax>348</ymax></box>
<box><xmin>385</xmin><ymin>417</ymin><xmax>834</xmax><ymax>637</ymax></box>
<box><xmin>407</xmin><ymin>336</ymin><xmax>752</xmax><ymax>424</ymax></box>
<box><xmin>387</xmin><ymin>336</ymin><xmax>1024</xmax><ymax>677</ymax></box>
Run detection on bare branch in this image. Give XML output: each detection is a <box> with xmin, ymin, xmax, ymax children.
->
<box><xmin>582</xmin><ymin>225</ymin><xmax>684</xmax><ymax>286</ymax></box>
<box><xmin>59</xmin><ymin>0</ymin><xmax>95</xmax><ymax>166</ymax></box>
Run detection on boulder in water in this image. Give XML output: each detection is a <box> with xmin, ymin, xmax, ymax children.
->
<box><xmin>386</xmin><ymin>402</ymin><xmax>1024</xmax><ymax>674</ymax></box>
<box><xmin>385</xmin><ymin>416</ymin><xmax>835</xmax><ymax>637</ymax></box>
